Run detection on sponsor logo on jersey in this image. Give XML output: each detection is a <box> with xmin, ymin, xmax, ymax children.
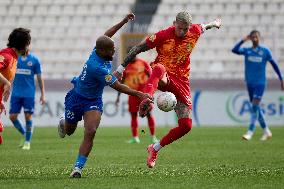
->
<box><xmin>248</xmin><ymin>56</ymin><xmax>262</xmax><ymax>63</ymax></box>
<box><xmin>187</xmin><ymin>43</ymin><xmax>193</xmax><ymax>52</ymax></box>
<box><xmin>16</xmin><ymin>68</ymin><xmax>32</xmax><ymax>75</ymax></box>
<box><xmin>27</xmin><ymin>61</ymin><xmax>33</xmax><ymax>66</ymax></box>
<box><xmin>149</xmin><ymin>34</ymin><xmax>156</xmax><ymax>42</ymax></box>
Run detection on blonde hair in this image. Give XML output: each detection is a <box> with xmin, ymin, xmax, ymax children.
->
<box><xmin>176</xmin><ymin>11</ymin><xmax>192</xmax><ymax>25</ymax></box>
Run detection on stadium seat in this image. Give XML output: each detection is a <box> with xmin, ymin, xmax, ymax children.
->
<box><xmin>0</xmin><ymin>0</ymin><xmax>283</xmax><ymax>79</ymax></box>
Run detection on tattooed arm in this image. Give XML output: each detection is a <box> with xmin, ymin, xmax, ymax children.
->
<box><xmin>122</xmin><ymin>41</ymin><xmax>150</xmax><ymax>67</ymax></box>
<box><xmin>114</xmin><ymin>40</ymin><xmax>151</xmax><ymax>77</ymax></box>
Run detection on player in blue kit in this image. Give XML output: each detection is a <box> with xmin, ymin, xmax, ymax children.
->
<box><xmin>9</xmin><ymin>52</ymin><xmax>45</xmax><ymax>150</ymax></box>
<box><xmin>232</xmin><ymin>30</ymin><xmax>284</xmax><ymax>141</ymax></box>
<box><xmin>57</xmin><ymin>13</ymin><xmax>152</xmax><ymax>178</ymax></box>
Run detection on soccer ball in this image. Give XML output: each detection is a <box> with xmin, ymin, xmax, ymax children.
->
<box><xmin>156</xmin><ymin>92</ymin><xmax>177</xmax><ymax>112</ymax></box>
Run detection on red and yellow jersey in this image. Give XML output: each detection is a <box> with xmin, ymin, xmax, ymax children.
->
<box><xmin>0</xmin><ymin>48</ymin><xmax>18</xmax><ymax>101</ymax></box>
<box><xmin>123</xmin><ymin>58</ymin><xmax>151</xmax><ymax>90</ymax></box>
<box><xmin>146</xmin><ymin>24</ymin><xmax>202</xmax><ymax>78</ymax></box>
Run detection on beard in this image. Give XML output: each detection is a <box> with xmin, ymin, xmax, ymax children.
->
<box><xmin>104</xmin><ymin>56</ymin><xmax>113</xmax><ymax>61</ymax></box>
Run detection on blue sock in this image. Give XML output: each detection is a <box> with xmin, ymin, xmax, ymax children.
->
<box><xmin>258</xmin><ymin>107</ymin><xmax>267</xmax><ymax>129</ymax></box>
<box><xmin>74</xmin><ymin>154</ymin><xmax>87</xmax><ymax>169</ymax></box>
<box><xmin>25</xmin><ymin>120</ymin><xmax>33</xmax><ymax>142</ymax></box>
<box><xmin>249</xmin><ymin>105</ymin><xmax>258</xmax><ymax>132</ymax></box>
<box><xmin>12</xmin><ymin>119</ymin><xmax>25</xmax><ymax>135</ymax></box>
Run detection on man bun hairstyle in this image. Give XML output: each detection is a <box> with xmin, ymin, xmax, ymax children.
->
<box><xmin>7</xmin><ymin>28</ymin><xmax>31</xmax><ymax>51</ymax></box>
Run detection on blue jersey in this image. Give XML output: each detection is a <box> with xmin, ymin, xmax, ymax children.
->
<box><xmin>232</xmin><ymin>40</ymin><xmax>283</xmax><ymax>84</ymax></box>
<box><xmin>11</xmin><ymin>53</ymin><xmax>42</xmax><ymax>98</ymax></box>
<box><xmin>74</xmin><ymin>49</ymin><xmax>117</xmax><ymax>99</ymax></box>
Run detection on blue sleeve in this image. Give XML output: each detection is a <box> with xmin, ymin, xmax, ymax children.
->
<box><xmin>33</xmin><ymin>57</ymin><xmax>42</xmax><ymax>74</ymax></box>
<box><xmin>269</xmin><ymin>59</ymin><xmax>283</xmax><ymax>81</ymax></box>
<box><xmin>94</xmin><ymin>67</ymin><xmax>117</xmax><ymax>86</ymax></box>
<box><xmin>232</xmin><ymin>40</ymin><xmax>246</xmax><ymax>55</ymax></box>
<box><xmin>266</xmin><ymin>48</ymin><xmax>283</xmax><ymax>80</ymax></box>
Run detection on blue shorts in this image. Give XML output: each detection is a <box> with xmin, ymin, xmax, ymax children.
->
<box><xmin>64</xmin><ymin>89</ymin><xmax>103</xmax><ymax>124</ymax></box>
<box><xmin>246</xmin><ymin>83</ymin><xmax>266</xmax><ymax>102</ymax></box>
<box><xmin>9</xmin><ymin>96</ymin><xmax>35</xmax><ymax>114</ymax></box>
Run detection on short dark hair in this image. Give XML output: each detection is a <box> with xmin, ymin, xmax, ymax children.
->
<box><xmin>7</xmin><ymin>28</ymin><xmax>31</xmax><ymax>51</ymax></box>
<box><xmin>250</xmin><ymin>30</ymin><xmax>260</xmax><ymax>37</ymax></box>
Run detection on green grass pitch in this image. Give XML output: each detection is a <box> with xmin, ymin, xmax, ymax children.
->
<box><xmin>0</xmin><ymin>126</ymin><xmax>284</xmax><ymax>189</ymax></box>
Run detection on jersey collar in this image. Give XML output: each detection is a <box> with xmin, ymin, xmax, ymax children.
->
<box><xmin>94</xmin><ymin>49</ymin><xmax>111</xmax><ymax>64</ymax></box>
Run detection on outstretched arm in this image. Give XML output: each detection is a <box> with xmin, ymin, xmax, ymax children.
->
<box><xmin>111</xmin><ymin>80</ymin><xmax>152</xmax><ymax>101</ymax></box>
<box><xmin>104</xmin><ymin>13</ymin><xmax>135</xmax><ymax>38</ymax></box>
<box><xmin>122</xmin><ymin>41</ymin><xmax>150</xmax><ymax>67</ymax></box>
<box><xmin>115</xmin><ymin>40</ymin><xmax>150</xmax><ymax>77</ymax></box>
<box><xmin>201</xmin><ymin>18</ymin><xmax>222</xmax><ymax>31</ymax></box>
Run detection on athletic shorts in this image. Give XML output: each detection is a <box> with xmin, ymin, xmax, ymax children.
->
<box><xmin>158</xmin><ymin>72</ymin><xmax>191</xmax><ymax>109</ymax></box>
<box><xmin>9</xmin><ymin>96</ymin><xmax>35</xmax><ymax>114</ymax></box>
<box><xmin>246</xmin><ymin>83</ymin><xmax>265</xmax><ymax>102</ymax></box>
<box><xmin>64</xmin><ymin>89</ymin><xmax>103</xmax><ymax>124</ymax></box>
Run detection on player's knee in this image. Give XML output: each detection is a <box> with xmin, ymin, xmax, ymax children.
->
<box><xmin>131</xmin><ymin>112</ymin><xmax>138</xmax><ymax>118</ymax></box>
<box><xmin>178</xmin><ymin>118</ymin><xmax>192</xmax><ymax>134</ymax></box>
<box><xmin>85</xmin><ymin>127</ymin><xmax>97</xmax><ymax>137</ymax></box>
<box><xmin>152</xmin><ymin>64</ymin><xmax>166</xmax><ymax>78</ymax></box>
<box><xmin>9</xmin><ymin>114</ymin><xmax>17</xmax><ymax>122</ymax></box>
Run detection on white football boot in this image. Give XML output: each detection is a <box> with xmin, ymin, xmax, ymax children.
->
<box><xmin>260</xmin><ymin>129</ymin><xmax>272</xmax><ymax>141</ymax></box>
<box><xmin>22</xmin><ymin>142</ymin><xmax>30</xmax><ymax>150</ymax></box>
<box><xmin>70</xmin><ymin>167</ymin><xmax>82</xmax><ymax>178</ymax></box>
<box><xmin>58</xmin><ymin>115</ymin><xmax>66</xmax><ymax>138</ymax></box>
<box><xmin>242</xmin><ymin>131</ymin><xmax>253</xmax><ymax>141</ymax></box>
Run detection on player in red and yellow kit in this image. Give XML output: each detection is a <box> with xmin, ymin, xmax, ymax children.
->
<box><xmin>115</xmin><ymin>12</ymin><xmax>221</xmax><ymax>168</ymax></box>
<box><xmin>0</xmin><ymin>28</ymin><xmax>31</xmax><ymax>144</ymax></box>
<box><xmin>115</xmin><ymin>57</ymin><xmax>158</xmax><ymax>144</ymax></box>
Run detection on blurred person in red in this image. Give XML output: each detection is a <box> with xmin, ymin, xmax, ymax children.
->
<box><xmin>115</xmin><ymin>56</ymin><xmax>158</xmax><ymax>144</ymax></box>
<box><xmin>0</xmin><ymin>28</ymin><xmax>31</xmax><ymax>144</ymax></box>
<box><xmin>114</xmin><ymin>11</ymin><xmax>221</xmax><ymax>168</ymax></box>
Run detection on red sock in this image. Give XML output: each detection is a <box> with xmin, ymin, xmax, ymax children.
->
<box><xmin>143</xmin><ymin>64</ymin><xmax>166</xmax><ymax>96</ymax></box>
<box><xmin>0</xmin><ymin>121</ymin><xmax>3</xmax><ymax>145</ymax></box>
<box><xmin>130</xmin><ymin>113</ymin><xmax>138</xmax><ymax>137</ymax></box>
<box><xmin>0</xmin><ymin>121</ymin><xmax>3</xmax><ymax>133</ymax></box>
<box><xmin>147</xmin><ymin>114</ymin><xmax>156</xmax><ymax>136</ymax></box>
<box><xmin>160</xmin><ymin>118</ymin><xmax>192</xmax><ymax>147</ymax></box>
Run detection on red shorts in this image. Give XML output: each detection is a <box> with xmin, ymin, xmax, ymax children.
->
<box><xmin>158</xmin><ymin>72</ymin><xmax>192</xmax><ymax>109</ymax></box>
<box><xmin>128</xmin><ymin>95</ymin><xmax>140</xmax><ymax>113</ymax></box>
